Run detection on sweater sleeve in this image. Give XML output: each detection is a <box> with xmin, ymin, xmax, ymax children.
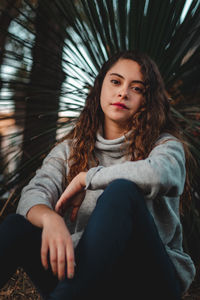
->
<box><xmin>85</xmin><ymin>138</ymin><xmax>186</xmax><ymax>200</ymax></box>
<box><xmin>16</xmin><ymin>142</ymin><xmax>69</xmax><ymax>218</ymax></box>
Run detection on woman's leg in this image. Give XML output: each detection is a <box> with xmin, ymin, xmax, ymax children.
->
<box><xmin>48</xmin><ymin>179</ymin><xmax>182</xmax><ymax>300</ymax></box>
<box><xmin>0</xmin><ymin>213</ymin><xmax>58</xmax><ymax>298</ymax></box>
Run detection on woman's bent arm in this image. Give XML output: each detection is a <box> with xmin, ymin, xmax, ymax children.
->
<box><xmin>86</xmin><ymin>136</ymin><xmax>186</xmax><ymax>199</ymax></box>
<box><xmin>27</xmin><ymin>204</ymin><xmax>75</xmax><ymax>281</ymax></box>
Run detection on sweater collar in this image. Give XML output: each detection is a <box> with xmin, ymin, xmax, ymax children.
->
<box><xmin>95</xmin><ymin>129</ymin><xmax>130</xmax><ymax>158</ymax></box>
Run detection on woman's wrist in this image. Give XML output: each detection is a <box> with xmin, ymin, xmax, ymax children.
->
<box><xmin>27</xmin><ymin>204</ymin><xmax>58</xmax><ymax>228</ymax></box>
<box><xmin>42</xmin><ymin>209</ymin><xmax>57</xmax><ymax>224</ymax></box>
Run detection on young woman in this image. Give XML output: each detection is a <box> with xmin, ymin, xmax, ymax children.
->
<box><xmin>0</xmin><ymin>51</ymin><xmax>196</xmax><ymax>300</ymax></box>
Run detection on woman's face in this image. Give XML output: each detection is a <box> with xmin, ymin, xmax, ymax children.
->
<box><xmin>100</xmin><ymin>59</ymin><xmax>146</xmax><ymax>130</ymax></box>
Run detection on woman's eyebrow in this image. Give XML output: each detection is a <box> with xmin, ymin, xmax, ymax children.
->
<box><xmin>109</xmin><ymin>72</ymin><xmax>124</xmax><ymax>79</ymax></box>
<box><xmin>109</xmin><ymin>73</ymin><xmax>145</xmax><ymax>85</ymax></box>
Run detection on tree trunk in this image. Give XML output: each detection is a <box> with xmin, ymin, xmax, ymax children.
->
<box><xmin>21</xmin><ymin>0</ymin><xmax>66</xmax><ymax>177</ymax></box>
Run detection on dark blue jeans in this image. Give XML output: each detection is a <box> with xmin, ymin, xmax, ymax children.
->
<box><xmin>0</xmin><ymin>179</ymin><xmax>182</xmax><ymax>299</ymax></box>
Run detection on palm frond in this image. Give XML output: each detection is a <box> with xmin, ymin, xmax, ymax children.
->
<box><xmin>0</xmin><ymin>0</ymin><xmax>200</xmax><ymax>264</ymax></box>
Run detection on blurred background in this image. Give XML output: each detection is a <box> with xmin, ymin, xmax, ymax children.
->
<box><xmin>0</xmin><ymin>0</ymin><xmax>200</xmax><ymax>298</ymax></box>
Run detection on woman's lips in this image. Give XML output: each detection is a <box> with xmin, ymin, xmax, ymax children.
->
<box><xmin>112</xmin><ymin>102</ymin><xmax>128</xmax><ymax>109</ymax></box>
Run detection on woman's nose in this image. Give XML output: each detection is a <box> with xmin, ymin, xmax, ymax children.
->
<box><xmin>118</xmin><ymin>87</ymin><xmax>128</xmax><ymax>99</ymax></box>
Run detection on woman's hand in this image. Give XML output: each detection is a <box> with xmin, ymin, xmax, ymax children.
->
<box><xmin>55</xmin><ymin>172</ymin><xmax>87</xmax><ymax>221</ymax></box>
<box><xmin>41</xmin><ymin>211</ymin><xmax>75</xmax><ymax>280</ymax></box>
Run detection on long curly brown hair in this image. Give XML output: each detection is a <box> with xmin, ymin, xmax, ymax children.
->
<box><xmin>62</xmin><ymin>50</ymin><xmax>194</xmax><ymax>213</ymax></box>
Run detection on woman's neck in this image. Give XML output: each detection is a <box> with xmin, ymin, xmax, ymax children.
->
<box><xmin>103</xmin><ymin>123</ymin><xmax>126</xmax><ymax>140</ymax></box>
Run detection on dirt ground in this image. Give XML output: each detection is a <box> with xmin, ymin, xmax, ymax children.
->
<box><xmin>0</xmin><ymin>268</ymin><xmax>200</xmax><ymax>300</ymax></box>
<box><xmin>0</xmin><ymin>269</ymin><xmax>42</xmax><ymax>300</ymax></box>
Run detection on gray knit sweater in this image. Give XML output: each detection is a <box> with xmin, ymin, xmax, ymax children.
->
<box><xmin>16</xmin><ymin>131</ymin><xmax>196</xmax><ymax>293</ymax></box>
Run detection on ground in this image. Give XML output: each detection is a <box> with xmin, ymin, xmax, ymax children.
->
<box><xmin>0</xmin><ymin>268</ymin><xmax>199</xmax><ymax>300</ymax></box>
<box><xmin>0</xmin><ymin>269</ymin><xmax>42</xmax><ymax>300</ymax></box>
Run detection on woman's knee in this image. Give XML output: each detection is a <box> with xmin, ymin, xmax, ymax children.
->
<box><xmin>0</xmin><ymin>213</ymin><xmax>40</xmax><ymax>240</ymax></box>
<box><xmin>1</xmin><ymin>213</ymin><xmax>25</xmax><ymax>226</ymax></box>
<box><xmin>107</xmin><ymin>178</ymin><xmax>139</xmax><ymax>192</ymax></box>
<box><xmin>0</xmin><ymin>213</ymin><xmax>33</xmax><ymax>233</ymax></box>
<box><xmin>98</xmin><ymin>178</ymin><xmax>144</xmax><ymax>211</ymax></box>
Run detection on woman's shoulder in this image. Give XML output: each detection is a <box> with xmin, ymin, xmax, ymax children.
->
<box><xmin>152</xmin><ymin>133</ymin><xmax>185</xmax><ymax>159</ymax></box>
<box><xmin>155</xmin><ymin>132</ymin><xmax>181</xmax><ymax>145</ymax></box>
<box><xmin>44</xmin><ymin>139</ymin><xmax>72</xmax><ymax>162</ymax></box>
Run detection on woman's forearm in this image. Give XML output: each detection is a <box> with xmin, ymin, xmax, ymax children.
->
<box><xmin>27</xmin><ymin>204</ymin><xmax>75</xmax><ymax>280</ymax></box>
<box><xmin>27</xmin><ymin>204</ymin><xmax>58</xmax><ymax>228</ymax></box>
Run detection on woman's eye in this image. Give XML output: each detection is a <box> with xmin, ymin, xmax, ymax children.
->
<box><xmin>131</xmin><ymin>86</ymin><xmax>143</xmax><ymax>94</ymax></box>
<box><xmin>111</xmin><ymin>79</ymin><xmax>120</xmax><ymax>85</ymax></box>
